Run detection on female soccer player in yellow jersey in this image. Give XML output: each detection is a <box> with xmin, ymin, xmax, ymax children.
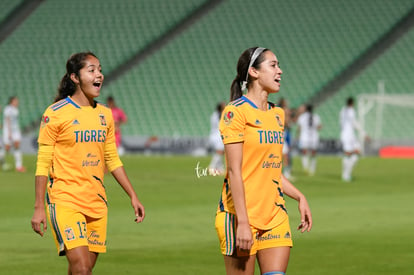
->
<box><xmin>215</xmin><ymin>47</ymin><xmax>312</xmax><ymax>275</ymax></box>
<box><xmin>31</xmin><ymin>52</ymin><xmax>145</xmax><ymax>275</ymax></box>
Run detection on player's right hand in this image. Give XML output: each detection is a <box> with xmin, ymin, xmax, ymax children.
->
<box><xmin>236</xmin><ymin>223</ymin><xmax>253</xmax><ymax>251</ymax></box>
<box><xmin>31</xmin><ymin>208</ymin><xmax>47</xmax><ymax>237</ymax></box>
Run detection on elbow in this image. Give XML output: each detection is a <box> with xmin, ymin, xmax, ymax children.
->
<box><xmin>227</xmin><ymin>166</ymin><xmax>241</xmax><ymax>181</ymax></box>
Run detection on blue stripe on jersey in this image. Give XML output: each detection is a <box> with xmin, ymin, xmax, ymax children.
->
<box><xmin>230</xmin><ymin>98</ymin><xmax>244</xmax><ymax>106</ymax></box>
<box><xmin>65</xmin><ymin>96</ymin><xmax>81</xmax><ymax>108</ymax></box>
<box><xmin>262</xmin><ymin>272</ymin><xmax>285</xmax><ymax>275</ymax></box>
<box><xmin>241</xmin><ymin>96</ymin><xmax>258</xmax><ymax>109</ymax></box>
<box><xmin>51</xmin><ymin>99</ymin><xmax>69</xmax><ymax>111</ymax></box>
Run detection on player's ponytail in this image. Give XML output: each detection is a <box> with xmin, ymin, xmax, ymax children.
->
<box><xmin>54</xmin><ymin>52</ymin><xmax>98</xmax><ymax>103</ymax></box>
<box><xmin>230</xmin><ymin>47</ymin><xmax>268</xmax><ymax>101</ymax></box>
<box><xmin>55</xmin><ymin>73</ymin><xmax>75</xmax><ymax>102</ymax></box>
<box><xmin>230</xmin><ymin>75</ymin><xmax>243</xmax><ymax>101</ymax></box>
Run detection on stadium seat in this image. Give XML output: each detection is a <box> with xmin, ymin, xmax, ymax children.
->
<box><xmin>0</xmin><ymin>0</ymin><xmax>413</xmax><ymax>138</ymax></box>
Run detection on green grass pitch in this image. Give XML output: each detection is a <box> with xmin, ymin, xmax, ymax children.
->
<box><xmin>0</xmin><ymin>155</ymin><xmax>413</xmax><ymax>274</ymax></box>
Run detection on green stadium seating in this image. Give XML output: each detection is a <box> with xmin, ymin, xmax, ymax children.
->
<box><xmin>104</xmin><ymin>0</ymin><xmax>414</xmax><ymax>136</ymax></box>
<box><xmin>0</xmin><ymin>0</ymin><xmax>413</xmax><ymax>139</ymax></box>
<box><xmin>0</xmin><ymin>0</ymin><xmax>208</xmax><ymax>130</ymax></box>
<box><xmin>0</xmin><ymin>0</ymin><xmax>24</xmax><ymax>23</ymax></box>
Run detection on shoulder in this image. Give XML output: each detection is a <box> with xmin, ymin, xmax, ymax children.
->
<box><xmin>96</xmin><ymin>103</ymin><xmax>114</xmax><ymax>122</ymax></box>
<box><xmin>48</xmin><ymin>98</ymin><xmax>81</xmax><ymax>113</ymax></box>
<box><xmin>96</xmin><ymin>102</ymin><xmax>111</xmax><ymax>112</ymax></box>
<box><xmin>3</xmin><ymin>105</ymin><xmax>11</xmax><ymax>114</ymax></box>
<box><xmin>270</xmin><ymin>103</ymin><xmax>285</xmax><ymax>117</ymax></box>
<box><xmin>297</xmin><ymin>112</ymin><xmax>305</xmax><ymax>121</ymax></box>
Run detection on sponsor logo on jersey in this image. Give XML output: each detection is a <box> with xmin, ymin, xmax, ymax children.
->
<box><xmin>255</xmin><ymin>119</ymin><xmax>262</xmax><ymax>125</ymax></box>
<box><xmin>268</xmin><ymin>153</ymin><xmax>280</xmax><ymax>159</ymax></box>
<box><xmin>72</xmin><ymin>119</ymin><xmax>80</xmax><ymax>125</ymax></box>
<box><xmin>256</xmin><ymin>233</ymin><xmax>280</xmax><ymax>241</ymax></box>
<box><xmin>284</xmin><ymin>232</ymin><xmax>291</xmax><ymax>239</ymax></box>
<box><xmin>88</xmin><ymin>231</ymin><xmax>105</xmax><ymax>246</ymax></box>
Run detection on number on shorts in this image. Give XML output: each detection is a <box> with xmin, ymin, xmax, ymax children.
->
<box><xmin>77</xmin><ymin>221</ymin><xmax>87</xmax><ymax>239</ymax></box>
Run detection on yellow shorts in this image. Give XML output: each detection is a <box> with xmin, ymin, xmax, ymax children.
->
<box><xmin>47</xmin><ymin>204</ymin><xmax>107</xmax><ymax>256</ymax></box>
<box><xmin>215</xmin><ymin>211</ymin><xmax>293</xmax><ymax>256</ymax></box>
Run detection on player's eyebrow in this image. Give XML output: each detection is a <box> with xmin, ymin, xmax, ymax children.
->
<box><xmin>87</xmin><ymin>64</ymin><xmax>101</xmax><ymax>69</ymax></box>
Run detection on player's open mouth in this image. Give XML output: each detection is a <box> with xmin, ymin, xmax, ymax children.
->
<box><xmin>93</xmin><ymin>82</ymin><xmax>101</xmax><ymax>87</ymax></box>
<box><xmin>275</xmin><ymin>78</ymin><xmax>281</xmax><ymax>83</ymax></box>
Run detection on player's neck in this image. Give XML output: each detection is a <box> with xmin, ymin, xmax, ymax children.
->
<box><xmin>245</xmin><ymin>90</ymin><xmax>269</xmax><ymax>111</ymax></box>
<box><xmin>70</xmin><ymin>93</ymin><xmax>95</xmax><ymax>107</ymax></box>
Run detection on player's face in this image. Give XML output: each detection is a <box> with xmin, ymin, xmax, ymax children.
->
<box><xmin>11</xmin><ymin>98</ymin><xmax>19</xmax><ymax>107</ymax></box>
<box><xmin>77</xmin><ymin>55</ymin><xmax>104</xmax><ymax>99</ymax></box>
<box><xmin>256</xmin><ymin>51</ymin><xmax>282</xmax><ymax>94</ymax></box>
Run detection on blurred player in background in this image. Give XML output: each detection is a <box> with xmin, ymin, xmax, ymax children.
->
<box><xmin>1</xmin><ymin>96</ymin><xmax>25</xmax><ymax>172</ymax></box>
<box><xmin>106</xmin><ymin>96</ymin><xmax>128</xmax><ymax>156</ymax></box>
<box><xmin>31</xmin><ymin>52</ymin><xmax>145</xmax><ymax>275</ymax></box>
<box><xmin>297</xmin><ymin>104</ymin><xmax>322</xmax><ymax>175</ymax></box>
<box><xmin>216</xmin><ymin>47</ymin><xmax>312</xmax><ymax>275</ymax></box>
<box><xmin>278</xmin><ymin>98</ymin><xmax>293</xmax><ymax>180</ymax></box>
<box><xmin>340</xmin><ymin>97</ymin><xmax>367</xmax><ymax>182</ymax></box>
<box><xmin>208</xmin><ymin>101</ymin><xmax>226</xmax><ymax>174</ymax></box>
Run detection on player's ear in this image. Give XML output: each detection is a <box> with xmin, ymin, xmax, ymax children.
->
<box><xmin>248</xmin><ymin>66</ymin><xmax>259</xmax><ymax>79</ymax></box>
<box><xmin>70</xmin><ymin>73</ymin><xmax>80</xmax><ymax>85</ymax></box>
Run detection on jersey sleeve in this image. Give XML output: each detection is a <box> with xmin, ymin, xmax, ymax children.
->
<box><xmin>219</xmin><ymin>105</ymin><xmax>246</xmax><ymax>144</ymax></box>
<box><xmin>315</xmin><ymin>114</ymin><xmax>322</xmax><ymax>127</ymax></box>
<box><xmin>104</xmin><ymin>108</ymin><xmax>123</xmax><ymax>171</ymax></box>
<box><xmin>37</xmin><ymin>108</ymin><xmax>60</xmax><ymax>145</ymax></box>
<box><xmin>120</xmin><ymin>109</ymin><xmax>127</xmax><ymax>122</ymax></box>
<box><xmin>104</xmin><ymin>109</ymin><xmax>116</xmax><ymax>144</ymax></box>
<box><xmin>3</xmin><ymin>107</ymin><xmax>11</xmax><ymax>118</ymax></box>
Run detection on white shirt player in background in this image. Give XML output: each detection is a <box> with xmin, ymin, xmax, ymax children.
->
<box><xmin>1</xmin><ymin>96</ymin><xmax>25</xmax><ymax>172</ymax></box>
<box><xmin>208</xmin><ymin>101</ymin><xmax>226</xmax><ymax>174</ymax></box>
<box><xmin>297</xmin><ymin>104</ymin><xmax>322</xmax><ymax>175</ymax></box>
<box><xmin>339</xmin><ymin>97</ymin><xmax>366</xmax><ymax>182</ymax></box>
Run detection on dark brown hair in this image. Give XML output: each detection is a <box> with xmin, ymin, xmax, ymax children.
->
<box><xmin>55</xmin><ymin>52</ymin><xmax>98</xmax><ymax>102</ymax></box>
<box><xmin>230</xmin><ymin>47</ymin><xmax>268</xmax><ymax>101</ymax></box>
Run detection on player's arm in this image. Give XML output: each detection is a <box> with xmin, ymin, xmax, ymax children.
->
<box><xmin>31</xmin><ymin>176</ymin><xmax>48</xmax><ymax>236</ymax></box>
<box><xmin>281</xmin><ymin>174</ymin><xmax>312</xmax><ymax>233</ymax></box>
<box><xmin>105</xmin><ymin>142</ymin><xmax>145</xmax><ymax>223</ymax></box>
<box><xmin>5</xmin><ymin>114</ymin><xmax>11</xmax><ymax>138</ymax></box>
<box><xmin>122</xmin><ymin>111</ymin><xmax>128</xmax><ymax>124</ymax></box>
<box><xmin>31</xmin><ymin>143</ymin><xmax>54</xmax><ymax>236</ymax></box>
<box><xmin>111</xmin><ymin>167</ymin><xmax>145</xmax><ymax>223</ymax></box>
<box><xmin>225</xmin><ymin>142</ymin><xmax>253</xmax><ymax>251</ymax></box>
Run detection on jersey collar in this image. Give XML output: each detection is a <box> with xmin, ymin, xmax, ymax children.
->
<box><xmin>241</xmin><ymin>96</ymin><xmax>258</xmax><ymax>109</ymax></box>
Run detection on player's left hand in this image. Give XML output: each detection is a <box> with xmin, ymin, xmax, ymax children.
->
<box><xmin>297</xmin><ymin>196</ymin><xmax>312</xmax><ymax>233</ymax></box>
<box><xmin>132</xmin><ymin>196</ymin><xmax>145</xmax><ymax>223</ymax></box>
<box><xmin>31</xmin><ymin>207</ymin><xmax>47</xmax><ymax>236</ymax></box>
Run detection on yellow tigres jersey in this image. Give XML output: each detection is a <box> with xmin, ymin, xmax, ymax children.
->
<box><xmin>38</xmin><ymin>97</ymin><xmax>119</xmax><ymax>218</ymax></box>
<box><xmin>218</xmin><ymin>96</ymin><xmax>288</xmax><ymax>230</ymax></box>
